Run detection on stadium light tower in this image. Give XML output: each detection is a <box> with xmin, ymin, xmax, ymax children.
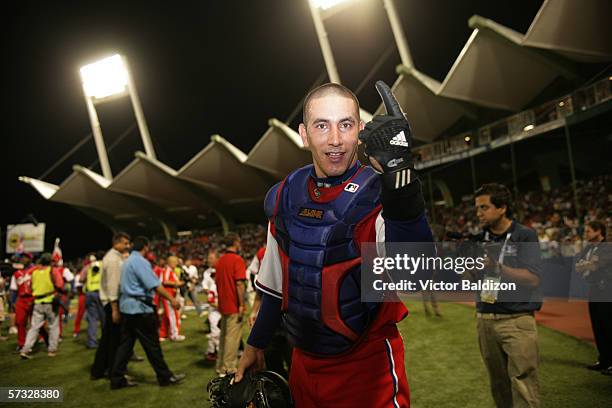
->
<box><xmin>381</xmin><ymin>0</ymin><xmax>414</xmax><ymax>69</ymax></box>
<box><xmin>308</xmin><ymin>0</ymin><xmax>373</xmax><ymax>122</ymax></box>
<box><xmin>80</xmin><ymin>54</ymin><xmax>156</xmax><ymax>179</ymax></box>
<box><xmin>308</xmin><ymin>0</ymin><xmax>355</xmax><ymax>83</ymax></box>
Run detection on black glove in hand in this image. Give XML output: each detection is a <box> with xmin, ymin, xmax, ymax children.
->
<box><xmin>359</xmin><ymin>80</ymin><xmax>413</xmax><ymax>190</ymax></box>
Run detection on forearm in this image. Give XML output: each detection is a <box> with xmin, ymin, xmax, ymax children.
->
<box><xmin>247</xmin><ymin>293</ymin><xmax>281</xmax><ymax>349</ymax></box>
<box><xmin>156</xmin><ymin>286</ymin><xmax>175</xmax><ymax>301</ymax></box>
<box><xmin>236</xmin><ymin>281</ymin><xmax>246</xmax><ymax>308</ymax></box>
<box><xmin>252</xmin><ymin>291</ymin><xmax>262</xmax><ymax>315</ymax></box>
<box><xmin>501</xmin><ymin>265</ymin><xmax>540</xmax><ymax>288</ymax></box>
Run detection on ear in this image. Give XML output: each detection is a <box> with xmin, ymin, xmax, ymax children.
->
<box><xmin>359</xmin><ymin>120</ymin><xmax>365</xmax><ymax>131</ymax></box>
<box><xmin>298</xmin><ymin>123</ymin><xmax>310</xmax><ymax>148</ymax></box>
<box><xmin>500</xmin><ymin>205</ymin><xmax>508</xmax><ymax>216</ymax></box>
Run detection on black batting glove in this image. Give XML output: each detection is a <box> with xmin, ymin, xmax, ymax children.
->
<box><xmin>359</xmin><ymin>81</ymin><xmax>414</xmax><ymax>190</ymax></box>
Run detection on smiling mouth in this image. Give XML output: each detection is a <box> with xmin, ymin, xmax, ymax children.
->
<box><xmin>326</xmin><ymin>152</ymin><xmax>345</xmax><ymax>161</ymax></box>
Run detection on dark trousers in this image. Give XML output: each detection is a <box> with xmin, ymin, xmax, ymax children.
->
<box><xmin>110</xmin><ymin>313</ymin><xmax>173</xmax><ymax>386</ymax></box>
<box><xmin>589</xmin><ymin>301</ymin><xmax>612</xmax><ymax>366</ymax></box>
<box><xmin>91</xmin><ymin>303</ymin><xmax>121</xmax><ymax>378</ymax></box>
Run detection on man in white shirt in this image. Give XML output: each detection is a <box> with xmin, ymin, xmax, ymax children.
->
<box><xmin>91</xmin><ymin>232</ymin><xmax>131</xmax><ymax>380</ymax></box>
<box><xmin>183</xmin><ymin>259</ymin><xmax>203</xmax><ymax>316</ymax></box>
<box><xmin>201</xmin><ymin>249</ymin><xmax>221</xmax><ymax>360</ymax></box>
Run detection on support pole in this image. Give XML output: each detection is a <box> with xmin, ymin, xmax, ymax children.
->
<box><xmin>382</xmin><ymin>0</ymin><xmax>414</xmax><ymax>69</ymax></box>
<box><xmin>125</xmin><ymin>56</ymin><xmax>157</xmax><ymax>160</ymax></box>
<box><xmin>84</xmin><ymin>95</ymin><xmax>113</xmax><ymax>179</ymax></box>
<box><xmin>564</xmin><ymin>122</ymin><xmax>580</xmax><ymax>216</ymax></box>
<box><xmin>308</xmin><ymin>1</ymin><xmax>341</xmax><ymax>84</ymax></box>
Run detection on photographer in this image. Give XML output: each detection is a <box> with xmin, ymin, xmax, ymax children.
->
<box><xmin>472</xmin><ymin>183</ymin><xmax>542</xmax><ymax>408</ymax></box>
<box><xmin>575</xmin><ymin>221</ymin><xmax>612</xmax><ymax>375</ymax></box>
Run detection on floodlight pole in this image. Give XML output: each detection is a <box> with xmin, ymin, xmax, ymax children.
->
<box><xmin>309</xmin><ymin>1</ymin><xmax>341</xmax><ymax>84</ymax></box>
<box><xmin>124</xmin><ymin>57</ymin><xmax>157</xmax><ymax>160</ymax></box>
<box><xmin>382</xmin><ymin>0</ymin><xmax>414</xmax><ymax>69</ymax></box>
<box><xmin>83</xmin><ymin>94</ymin><xmax>113</xmax><ymax>179</ymax></box>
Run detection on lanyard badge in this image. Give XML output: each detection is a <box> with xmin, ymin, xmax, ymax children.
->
<box><xmin>481</xmin><ymin>233</ymin><xmax>511</xmax><ymax>304</ymax></box>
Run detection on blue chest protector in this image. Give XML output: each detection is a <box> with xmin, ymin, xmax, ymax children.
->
<box><xmin>265</xmin><ymin>164</ymin><xmax>382</xmax><ymax>356</ymax></box>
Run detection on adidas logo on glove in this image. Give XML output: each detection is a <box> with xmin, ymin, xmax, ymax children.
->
<box><xmin>390</xmin><ymin>131</ymin><xmax>408</xmax><ymax>147</ymax></box>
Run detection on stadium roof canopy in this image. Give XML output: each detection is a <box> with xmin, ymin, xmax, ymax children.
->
<box><xmin>378</xmin><ymin>0</ymin><xmax>612</xmax><ymax>142</ymax></box>
<box><xmin>18</xmin><ymin>166</ymin><xmax>169</xmax><ymax>234</ymax></box>
<box><xmin>20</xmin><ymin>0</ymin><xmax>611</xmax><ymax>237</ymax></box>
<box><xmin>178</xmin><ymin>135</ymin><xmax>270</xmax><ymax>205</ymax></box>
<box><xmin>245</xmin><ymin>118</ymin><xmax>311</xmax><ymax>179</ymax></box>
<box><xmin>21</xmin><ymin>166</ymin><xmax>143</xmax><ymax>220</ymax></box>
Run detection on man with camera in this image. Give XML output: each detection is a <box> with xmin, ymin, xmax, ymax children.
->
<box><xmin>472</xmin><ymin>183</ymin><xmax>542</xmax><ymax>408</ymax></box>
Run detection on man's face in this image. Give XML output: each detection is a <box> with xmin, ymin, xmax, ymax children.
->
<box><xmin>584</xmin><ymin>226</ymin><xmax>602</xmax><ymax>242</ymax></box>
<box><xmin>475</xmin><ymin>195</ymin><xmax>505</xmax><ymax>228</ymax></box>
<box><xmin>299</xmin><ymin>94</ymin><xmax>363</xmax><ymax>178</ymax></box>
<box><xmin>207</xmin><ymin>252</ymin><xmax>218</xmax><ymax>267</ymax></box>
<box><xmin>114</xmin><ymin>237</ymin><xmax>130</xmax><ymax>253</ymax></box>
<box><xmin>167</xmin><ymin>257</ymin><xmax>178</xmax><ymax>268</ymax></box>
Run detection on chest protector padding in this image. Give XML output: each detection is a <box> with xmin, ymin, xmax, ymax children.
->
<box><xmin>269</xmin><ymin>165</ymin><xmax>382</xmax><ymax>356</ymax></box>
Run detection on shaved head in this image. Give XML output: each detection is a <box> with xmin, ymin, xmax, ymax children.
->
<box><xmin>302</xmin><ymin>83</ymin><xmax>360</xmax><ymax>126</ymax></box>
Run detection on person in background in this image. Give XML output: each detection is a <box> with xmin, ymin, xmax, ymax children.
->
<box><xmin>202</xmin><ymin>248</ymin><xmax>221</xmax><ymax>361</ymax></box>
<box><xmin>183</xmin><ymin>258</ymin><xmax>204</xmax><ymax>317</ymax></box>
<box><xmin>91</xmin><ymin>232</ymin><xmax>131</xmax><ymax>380</ymax></box>
<box><xmin>110</xmin><ymin>236</ymin><xmax>185</xmax><ymax>389</ymax></box>
<box><xmin>576</xmin><ymin>221</ymin><xmax>612</xmax><ymax>376</ymax></box>
<box><xmin>215</xmin><ymin>233</ymin><xmax>247</xmax><ymax>377</ymax></box>
<box><xmin>20</xmin><ymin>253</ymin><xmax>63</xmax><ymax>359</ymax></box>
<box><xmin>159</xmin><ymin>255</ymin><xmax>185</xmax><ymax>342</ymax></box>
<box><xmin>73</xmin><ymin>254</ymin><xmax>94</xmax><ymax>338</ymax></box>
<box><xmin>83</xmin><ymin>253</ymin><xmax>105</xmax><ymax>348</ymax></box>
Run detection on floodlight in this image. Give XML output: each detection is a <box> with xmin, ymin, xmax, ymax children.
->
<box><xmin>80</xmin><ymin>54</ymin><xmax>129</xmax><ymax>99</ymax></box>
<box><xmin>310</xmin><ymin>0</ymin><xmax>351</xmax><ymax>10</ymax></box>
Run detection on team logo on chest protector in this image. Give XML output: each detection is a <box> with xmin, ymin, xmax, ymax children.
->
<box><xmin>298</xmin><ymin>207</ymin><xmax>325</xmax><ymax>220</ymax></box>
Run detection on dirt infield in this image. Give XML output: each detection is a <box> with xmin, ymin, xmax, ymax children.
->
<box><xmin>535</xmin><ymin>299</ymin><xmax>594</xmax><ymax>344</ymax></box>
<box><xmin>458</xmin><ymin>298</ymin><xmax>595</xmax><ymax>344</ymax></box>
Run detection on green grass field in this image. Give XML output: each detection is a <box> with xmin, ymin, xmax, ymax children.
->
<box><xmin>1</xmin><ymin>300</ymin><xmax>611</xmax><ymax>407</ymax></box>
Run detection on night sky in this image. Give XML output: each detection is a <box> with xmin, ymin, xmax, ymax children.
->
<box><xmin>3</xmin><ymin>0</ymin><xmax>543</xmax><ymax>259</ymax></box>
